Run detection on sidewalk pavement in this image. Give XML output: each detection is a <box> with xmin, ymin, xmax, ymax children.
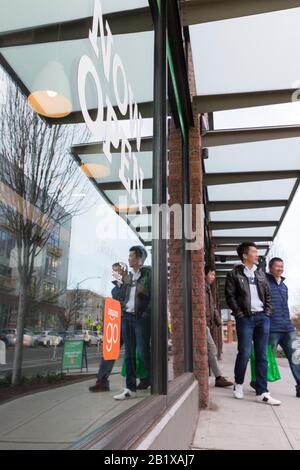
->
<box><xmin>0</xmin><ymin>367</ymin><xmax>149</xmax><ymax>450</ymax></box>
<box><xmin>192</xmin><ymin>342</ymin><xmax>300</xmax><ymax>450</ymax></box>
<box><xmin>1</xmin><ymin>343</ymin><xmax>298</xmax><ymax>450</ymax></box>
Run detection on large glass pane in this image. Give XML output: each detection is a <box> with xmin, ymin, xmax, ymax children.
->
<box><xmin>1</xmin><ymin>32</ymin><xmax>154</xmax><ymax>115</ymax></box>
<box><xmin>190</xmin><ymin>8</ymin><xmax>300</xmax><ymax>94</ymax></box>
<box><xmin>208</xmin><ymin>178</ymin><xmax>296</xmax><ymax>201</ymax></box>
<box><xmin>214</xmin><ymin>103</ymin><xmax>300</xmax><ymax>130</ymax></box>
<box><xmin>0</xmin><ymin>0</ymin><xmax>149</xmax><ymax>32</ymax></box>
<box><xmin>205</xmin><ymin>139</ymin><xmax>300</xmax><ymax>174</ymax></box>
<box><xmin>212</xmin><ymin>227</ymin><xmax>276</xmax><ymax>238</ymax></box>
<box><xmin>0</xmin><ymin>0</ymin><xmax>154</xmax><ymax>449</ymax></box>
<box><xmin>210</xmin><ymin>207</ymin><xmax>285</xmax><ymax>221</ymax></box>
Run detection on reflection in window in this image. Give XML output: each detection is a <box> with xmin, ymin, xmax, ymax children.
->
<box><xmin>45</xmin><ymin>255</ymin><xmax>59</xmax><ymax>278</ymax></box>
<box><xmin>48</xmin><ymin>233</ymin><xmax>60</xmax><ymax>250</ymax></box>
<box><xmin>0</xmin><ymin>229</ymin><xmax>15</xmax><ymax>258</ymax></box>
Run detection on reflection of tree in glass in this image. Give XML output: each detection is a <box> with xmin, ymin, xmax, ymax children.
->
<box><xmin>0</xmin><ymin>77</ymin><xmax>91</xmax><ymax>385</ymax></box>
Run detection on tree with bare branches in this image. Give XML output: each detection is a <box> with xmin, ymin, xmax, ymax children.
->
<box><xmin>58</xmin><ymin>290</ymin><xmax>80</xmax><ymax>331</ymax></box>
<box><xmin>0</xmin><ymin>76</ymin><xmax>91</xmax><ymax>384</ymax></box>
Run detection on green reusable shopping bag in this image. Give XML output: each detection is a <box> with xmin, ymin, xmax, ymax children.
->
<box><xmin>121</xmin><ymin>351</ymin><xmax>148</xmax><ymax>379</ymax></box>
<box><xmin>250</xmin><ymin>345</ymin><xmax>281</xmax><ymax>382</ymax></box>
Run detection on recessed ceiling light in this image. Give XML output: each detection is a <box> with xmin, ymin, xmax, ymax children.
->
<box><xmin>28</xmin><ymin>90</ymin><xmax>72</xmax><ymax>118</ymax></box>
<box><xmin>80</xmin><ymin>163</ymin><xmax>110</xmax><ymax>178</ymax></box>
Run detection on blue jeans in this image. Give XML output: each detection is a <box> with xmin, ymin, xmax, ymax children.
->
<box><xmin>269</xmin><ymin>331</ymin><xmax>300</xmax><ymax>394</ymax></box>
<box><xmin>97</xmin><ymin>334</ymin><xmax>124</xmax><ymax>384</ymax></box>
<box><xmin>122</xmin><ymin>312</ymin><xmax>151</xmax><ymax>392</ymax></box>
<box><xmin>235</xmin><ymin>313</ymin><xmax>270</xmax><ymax>395</ymax></box>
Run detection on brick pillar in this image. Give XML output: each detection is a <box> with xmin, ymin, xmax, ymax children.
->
<box><xmin>189</xmin><ymin>116</ymin><xmax>209</xmax><ymax>408</ymax></box>
<box><xmin>188</xmin><ymin>42</ymin><xmax>209</xmax><ymax>408</ymax></box>
<box><xmin>168</xmin><ymin>42</ymin><xmax>209</xmax><ymax>407</ymax></box>
<box><xmin>168</xmin><ymin>120</ymin><xmax>184</xmax><ymax>377</ymax></box>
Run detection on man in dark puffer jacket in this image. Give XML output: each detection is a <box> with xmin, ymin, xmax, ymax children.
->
<box><xmin>267</xmin><ymin>257</ymin><xmax>300</xmax><ymax>398</ymax></box>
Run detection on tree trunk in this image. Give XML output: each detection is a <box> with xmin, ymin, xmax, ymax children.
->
<box><xmin>11</xmin><ymin>280</ymin><xmax>28</xmax><ymax>385</ymax></box>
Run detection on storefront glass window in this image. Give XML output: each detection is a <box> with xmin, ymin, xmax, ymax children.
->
<box><xmin>0</xmin><ymin>0</ymin><xmax>163</xmax><ymax>446</ymax></box>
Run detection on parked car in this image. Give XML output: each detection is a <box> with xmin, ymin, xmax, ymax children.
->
<box><xmin>37</xmin><ymin>331</ymin><xmax>63</xmax><ymax>347</ymax></box>
<box><xmin>0</xmin><ymin>329</ymin><xmax>16</xmax><ymax>347</ymax></box>
<box><xmin>0</xmin><ymin>333</ymin><xmax>10</xmax><ymax>347</ymax></box>
<box><xmin>32</xmin><ymin>331</ymin><xmax>43</xmax><ymax>343</ymax></box>
<box><xmin>74</xmin><ymin>330</ymin><xmax>99</xmax><ymax>346</ymax></box>
<box><xmin>57</xmin><ymin>331</ymin><xmax>74</xmax><ymax>344</ymax></box>
<box><xmin>23</xmin><ymin>329</ymin><xmax>39</xmax><ymax>347</ymax></box>
<box><xmin>0</xmin><ymin>328</ymin><xmax>38</xmax><ymax>347</ymax></box>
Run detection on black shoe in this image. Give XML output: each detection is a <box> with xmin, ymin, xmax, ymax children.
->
<box><xmin>89</xmin><ymin>381</ymin><xmax>110</xmax><ymax>392</ymax></box>
<box><xmin>136</xmin><ymin>379</ymin><xmax>150</xmax><ymax>390</ymax></box>
<box><xmin>296</xmin><ymin>390</ymin><xmax>300</xmax><ymax>398</ymax></box>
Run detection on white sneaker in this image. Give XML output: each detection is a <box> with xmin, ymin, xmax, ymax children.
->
<box><xmin>233</xmin><ymin>383</ymin><xmax>244</xmax><ymax>399</ymax></box>
<box><xmin>256</xmin><ymin>392</ymin><xmax>281</xmax><ymax>406</ymax></box>
<box><xmin>113</xmin><ymin>388</ymin><xmax>136</xmax><ymax>401</ymax></box>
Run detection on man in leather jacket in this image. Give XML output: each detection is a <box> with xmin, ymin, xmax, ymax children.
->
<box><xmin>225</xmin><ymin>241</ymin><xmax>281</xmax><ymax>406</ymax></box>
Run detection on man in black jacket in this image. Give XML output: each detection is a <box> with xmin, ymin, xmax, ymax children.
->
<box><xmin>225</xmin><ymin>241</ymin><xmax>281</xmax><ymax>405</ymax></box>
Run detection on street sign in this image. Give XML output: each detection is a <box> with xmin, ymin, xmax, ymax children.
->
<box><xmin>61</xmin><ymin>340</ymin><xmax>88</xmax><ymax>372</ymax></box>
<box><xmin>103</xmin><ymin>297</ymin><xmax>121</xmax><ymax>360</ymax></box>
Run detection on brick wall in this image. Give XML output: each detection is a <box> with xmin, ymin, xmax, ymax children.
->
<box><xmin>168</xmin><ymin>120</ymin><xmax>184</xmax><ymax>377</ymax></box>
<box><xmin>188</xmin><ymin>42</ymin><xmax>209</xmax><ymax>407</ymax></box>
<box><xmin>189</xmin><ymin>115</ymin><xmax>209</xmax><ymax>408</ymax></box>
<box><xmin>167</xmin><ymin>41</ymin><xmax>209</xmax><ymax>407</ymax></box>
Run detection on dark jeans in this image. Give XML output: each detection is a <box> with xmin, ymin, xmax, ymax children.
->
<box><xmin>269</xmin><ymin>331</ymin><xmax>300</xmax><ymax>393</ymax></box>
<box><xmin>122</xmin><ymin>312</ymin><xmax>151</xmax><ymax>392</ymax></box>
<box><xmin>235</xmin><ymin>313</ymin><xmax>270</xmax><ymax>395</ymax></box>
<box><xmin>97</xmin><ymin>335</ymin><xmax>124</xmax><ymax>384</ymax></box>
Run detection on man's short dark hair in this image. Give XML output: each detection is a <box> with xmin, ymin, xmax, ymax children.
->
<box><xmin>205</xmin><ymin>265</ymin><xmax>215</xmax><ymax>276</ymax></box>
<box><xmin>129</xmin><ymin>246</ymin><xmax>148</xmax><ymax>264</ymax></box>
<box><xmin>237</xmin><ymin>241</ymin><xmax>257</xmax><ymax>261</ymax></box>
<box><xmin>269</xmin><ymin>257</ymin><xmax>283</xmax><ymax>269</ymax></box>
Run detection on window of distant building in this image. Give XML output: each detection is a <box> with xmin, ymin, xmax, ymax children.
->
<box><xmin>0</xmin><ymin>229</ymin><xmax>14</xmax><ymax>258</ymax></box>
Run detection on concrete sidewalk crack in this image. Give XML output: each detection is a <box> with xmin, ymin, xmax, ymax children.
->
<box><xmin>271</xmin><ymin>406</ymin><xmax>298</xmax><ymax>450</ymax></box>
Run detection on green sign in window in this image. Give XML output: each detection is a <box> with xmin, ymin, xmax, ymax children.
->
<box><xmin>62</xmin><ymin>340</ymin><xmax>87</xmax><ymax>371</ymax></box>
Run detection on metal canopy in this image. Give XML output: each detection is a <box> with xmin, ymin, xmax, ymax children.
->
<box><xmin>205</xmin><ymin>170</ymin><xmax>300</xmax><ymax>186</ymax></box>
<box><xmin>214</xmin><ymin>245</ymin><xmax>270</xmax><ymax>252</ymax></box>
<box><xmin>210</xmin><ymin>221</ymin><xmax>278</xmax><ymax>230</ymax></box>
<box><xmin>207</xmin><ymin>200</ymin><xmax>288</xmax><ymax>211</ymax></box>
<box><xmin>0</xmin><ymin>8</ymin><xmax>153</xmax><ymax>48</ymax></box>
<box><xmin>213</xmin><ymin>236</ymin><xmax>273</xmax><ymax>244</ymax></box>
<box><xmin>180</xmin><ymin>0</ymin><xmax>300</xmax><ymax>25</ymax></box>
<box><xmin>192</xmin><ymin>89</ymin><xmax>300</xmax><ymax>113</ymax></box>
<box><xmin>202</xmin><ymin>125</ymin><xmax>300</xmax><ymax>147</ymax></box>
